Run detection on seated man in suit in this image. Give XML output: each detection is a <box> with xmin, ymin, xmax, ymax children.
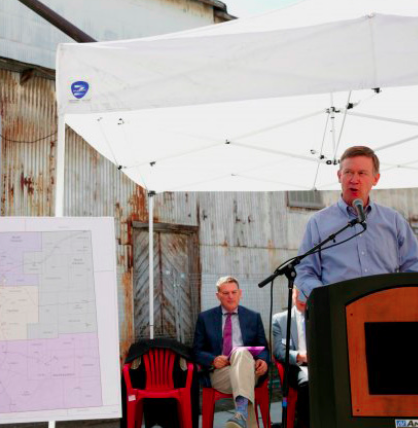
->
<box><xmin>193</xmin><ymin>276</ymin><xmax>269</xmax><ymax>428</ymax></box>
<box><xmin>272</xmin><ymin>287</ymin><xmax>309</xmax><ymax>428</ymax></box>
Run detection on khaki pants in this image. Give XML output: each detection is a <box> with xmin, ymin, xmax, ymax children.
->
<box><xmin>210</xmin><ymin>348</ymin><xmax>259</xmax><ymax>428</ymax></box>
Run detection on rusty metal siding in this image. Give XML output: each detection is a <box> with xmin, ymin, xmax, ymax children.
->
<box><xmin>151</xmin><ymin>191</ymin><xmax>198</xmax><ymax>225</ymax></box>
<box><xmin>64</xmin><ymin>127</ymin><xmax>142</xmax><ymax>218</ymax></box>
<box><xmin>0</xmin><ymin>68</ymin><xmax>56</xmax><ymax>217</ymax></box>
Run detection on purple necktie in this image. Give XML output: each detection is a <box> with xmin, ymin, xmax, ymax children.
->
<box><xmin>222</xmin><ymin>313</ymin><xmax>233</xmax><ymax>356</ymax></box>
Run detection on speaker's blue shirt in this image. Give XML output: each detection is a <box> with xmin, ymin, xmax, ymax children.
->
<box><xmin>296</xmin><ymin>198</ymin><xmax>418</xmax><ymax>302</ymax></box>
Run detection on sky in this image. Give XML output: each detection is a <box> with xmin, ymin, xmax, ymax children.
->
<box><xmin>223</xmin><ymin>0</ymin><xmax>302</xmax><ymax>18</ymax></box>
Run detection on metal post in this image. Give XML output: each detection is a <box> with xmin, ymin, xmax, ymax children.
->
<box><xmin>17</xmin><ymin>0</ymin><xmax>96</xmax><ymax>42</ymax></box>
<box><xmin>148</xmin><ymin>191</ymin><xmax>155</xmax><ymax>339</ymax></box>
<box><xmin>281</xmin><ymin>279</ymin><xmax>294</xmax><ymax>428</ymax></box>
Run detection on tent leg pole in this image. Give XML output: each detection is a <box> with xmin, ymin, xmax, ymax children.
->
<box><xmin>55</xmin><ymin>114</ymin><xmax>66</xmax><ymax>217</ymax></box>
<box><xmin>148</xmin><ymin>191</ymin><xmax>155</xmax><ymax>339</ymax></box>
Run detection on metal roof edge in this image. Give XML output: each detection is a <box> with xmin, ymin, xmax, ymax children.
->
<box><xmin>196</xmin><ymin>0</ymin><xmax>237</xmax><ymax>20</ymax></box>
<box><xmin>0</xmin><ymin>56</ymin><xmax>55</xmax><ymax>80</ymax></box>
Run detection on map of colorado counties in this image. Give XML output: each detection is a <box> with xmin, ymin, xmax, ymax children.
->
<box><xmin>0</xmin><ymin>227</ymin><xmax>114</xmax><ymax>421</ymax></box>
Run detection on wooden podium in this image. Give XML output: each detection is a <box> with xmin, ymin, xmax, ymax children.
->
<box><xmin>306</xmin><ymin>273</ymin><xmax>418</xmax><ymax>428</ymax></box>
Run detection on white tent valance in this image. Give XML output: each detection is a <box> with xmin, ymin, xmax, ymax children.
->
<box><xmin>57</xmin><ymin>8</ymin><xmax>418</xmax><ymax>114</ymax></box>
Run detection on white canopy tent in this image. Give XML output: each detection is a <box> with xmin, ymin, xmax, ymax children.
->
<box><xmin>56</xmin><ymin>0</ymin><xmax>418</xmax><ymax>337</ymax></box>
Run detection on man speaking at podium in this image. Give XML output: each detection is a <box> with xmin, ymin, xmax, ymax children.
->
<box><xmin>295</xmin><ymin>145</ymin><xmax>418</xmax><ymax>303</ymax></box>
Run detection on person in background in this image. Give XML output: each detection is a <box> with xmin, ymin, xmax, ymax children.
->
<box><xmin>193</xmin><ymin>276</ymin><xmax>269</xmax><ymax>428</ymax></box>
<box><xmin>273</xmin><ymin>288</ymin><xmax>309</xmax><ymax>428</ymax></box>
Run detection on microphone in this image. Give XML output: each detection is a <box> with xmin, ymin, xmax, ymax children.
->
<box><xmin>353</xmin><ymin>198</ymin><xmax>367</xmax><ymax>226</ymax></box>
<box><xmin>258</xmin><ymin>273</ymin><xmax>277</xmax><ymax>288</ymax></box>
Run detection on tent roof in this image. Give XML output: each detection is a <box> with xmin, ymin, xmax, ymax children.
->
<box><xmin>56</xmin><ymin>0</ymin><xmax>418</xmax><ymax>192</ymax></box>
<box><xmin>57</xmin><ymin>0</ymin><xmax>418</xmax><ymax>114</ymax></box>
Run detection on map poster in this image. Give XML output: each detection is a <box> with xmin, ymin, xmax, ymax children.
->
<box><xmin>0</xmin><ymin>217</ymin><xmax>121</xmax><ymax>424</ymax></box>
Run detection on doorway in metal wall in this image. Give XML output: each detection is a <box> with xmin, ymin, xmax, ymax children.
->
<box><xmin>133</xmin><ymin>222</ymin><xmax>201</xmax><ymax>345</ymax></box>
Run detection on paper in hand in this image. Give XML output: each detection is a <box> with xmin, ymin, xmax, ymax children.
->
<box><xmin>228</xmin><ymin>346</ymin><xmax>265</xmax><ymax>358</ymax></box>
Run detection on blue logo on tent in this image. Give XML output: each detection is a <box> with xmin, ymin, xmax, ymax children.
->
<box><xmin>396</xmin><ymin>421</ymin><xmax>407</xmax><ymax>427</ymax></box>
<box><xmin>71</xmin><ymin>81</ymin><xmax>89</xmax><ymax>99</ymax></box>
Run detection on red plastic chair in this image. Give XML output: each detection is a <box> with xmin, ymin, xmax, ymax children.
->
<box><xmin>202</xmin><ymin>377</ymin><xmax>271</xmax><ymax>428</ymax></box>
<box><xmin>274</xmin><ymin>360</ymin><xmax>298</xmax><ymax>428</ymax></box>
<box><xmin>123</xmin><ymin>348</ymin><xmax>194</xmax><ymax>428</ymax></box>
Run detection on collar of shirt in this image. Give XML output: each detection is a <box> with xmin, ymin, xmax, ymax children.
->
<box><xmin>337</xmin><ymin>197</ymin><xmax>373</xmax><ymax>218</ymax></box>
<box><xmin>295</xmin><ymin>307</ymin><xmax>304</xmax><ymax>321</ymax></box>
<box><xmin>221</xmin><ymin>307</ymin><xmax>238</xmax><ymax>315</ymax></box>
<box><xmin>221</xmin><ymin>306</ymin><xmax>243</xmax><ymax>347</ymax></box>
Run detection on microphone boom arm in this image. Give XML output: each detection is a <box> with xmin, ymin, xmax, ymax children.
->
<box><xmin>258</xmin><ymin>217</ymin><xmax>364</xmax><ymax>288</ymax></box>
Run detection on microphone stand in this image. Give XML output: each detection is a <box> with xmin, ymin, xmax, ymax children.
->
<box><xmin>259</xmin><ymin>218</ymin><xmax>365</xmax><ymax>428</ymax></box>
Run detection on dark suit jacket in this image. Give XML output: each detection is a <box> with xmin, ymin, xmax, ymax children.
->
<box><xmin>193</xmin><ymin>305</ymin><xmax>270</xmax><ymax>371</ymax></box>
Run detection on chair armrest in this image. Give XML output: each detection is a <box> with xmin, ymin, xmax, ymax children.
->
<box><xmin>184</xmin><ymin>361</ymin><xmax>195</xmax><ymax>390</ymax></box>
<box><xmin>122</xmin><ymin>363</ymin><xmax>134</xmax><ymax>393</ymax></box>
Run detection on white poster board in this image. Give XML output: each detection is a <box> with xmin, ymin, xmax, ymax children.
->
<box><xmin>0</xmin><ymin>217</ymin><xmax>121</xmax><ymax>424</ymax></box>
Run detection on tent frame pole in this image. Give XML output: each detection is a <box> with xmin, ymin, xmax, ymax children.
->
<box><xmin>49</xmin><ymin>114</ymin><xmax>65</xmax><ymax>428</ymax></box>
<box><xmin>148</xmin><ymin>191</ymin><xmax>155</xmax><ymax>339</ymax></box>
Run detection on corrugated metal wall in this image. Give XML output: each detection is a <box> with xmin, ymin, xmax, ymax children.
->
<box><xmin>0</xmin><ymin>68</ymin><xmax>56</xmax><ymax>217</ymax></box>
